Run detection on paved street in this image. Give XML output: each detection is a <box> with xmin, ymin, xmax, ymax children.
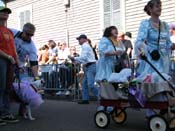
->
<box><xmin>0</xmin><ymin>99</ymin><xmax>173</xmax><ymax>131</ymax></box>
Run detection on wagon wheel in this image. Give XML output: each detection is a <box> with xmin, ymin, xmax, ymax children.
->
<box><xmin>149</xmin><ymin>115</ymin><xmax>168</xmax><ymax>131</ymax></box>
<box><xmin>112</xmin><ymin>109</ymin><xmax>127</xmax><ymax>124</ymax></box>
<box><xmin>94</xmin><ymin>111</ymin><xmax>110</xmax><ymax>128</ymax></box>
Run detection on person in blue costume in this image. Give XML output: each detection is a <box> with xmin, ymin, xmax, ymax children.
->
<box><xmin>95</xmin><ymin>26</ymin><xmax>125</xmax><ymax>112</ymax></box>
<box><xmin>135</xmin><ymin>0</ymin><xmax>175</xmax><ymax>119</ymax></box>
<box><xmin>95</xmin><ymin>26</ymin><xmax>125</xmax><ymax>82</ymax></box>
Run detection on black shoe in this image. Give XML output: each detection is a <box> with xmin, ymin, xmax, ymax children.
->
<box><xmin>0</xmin><ymin>119</ymin><xmax>6</xmax><ymax>126</ymax></box>
<box><xmin>78</xmin><ymin>100</ymin><xmax>89</xmax><ymax>104</ymax></box>
<box><xmin>1</xmin><ymin>115</ymin><xmax>19</xmax><ymax>123</ymax></box>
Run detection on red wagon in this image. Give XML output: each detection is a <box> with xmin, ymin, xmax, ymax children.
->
<box><xmin>94</xmin><ymin>82</ymin><xmax>175</xmax><ymax>131</ymax></box>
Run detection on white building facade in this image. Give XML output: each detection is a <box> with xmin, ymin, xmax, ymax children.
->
<box><xmin>5</xmin><ymin>0</ymin><xmax>175</xmax><ymax>48</ymax></box>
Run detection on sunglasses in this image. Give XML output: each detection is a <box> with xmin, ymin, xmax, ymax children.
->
<box><xmin>25</xmin><ymin>32</ymin><xmax>34</xmax><ymax>37</ymax></box>
<box><xmin>0</xmin><ymin>10</ymin><xmax>10</xmax><ymax>14</ymax></box>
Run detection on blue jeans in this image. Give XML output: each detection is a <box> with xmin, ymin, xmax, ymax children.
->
<box><xmin>82</xmin><ymin>63</ymin><xmax>98</xmax><ymax>101</ymax></box>
<box><xmin>0</xmin><ymin>59</ymin><xmax>11</xmax><ymax>117</ymax></box>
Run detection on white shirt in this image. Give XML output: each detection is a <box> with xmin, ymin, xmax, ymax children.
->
<box><xmin>10</xmin><ymin>28</ymin><xmax>38</xmax><ymax>62</ymax></box>
<box><xmin>171</xmin><ymin>35</ymin><xmax>175</xmax><ymax>43</ymax></box>
<box><xmin>57</xmin><ymin>47</ymin><xmax>70</xmax><ymax>64</ymax></box>
<box><xmin>74</xmin><ymin>42</ymin><xmax>96</xmax><ymax>65</ymax></box>
<box><xmin>49</xmin><ymin>47</ymin><xmax>57</xmax><ymax>57</ymax></box>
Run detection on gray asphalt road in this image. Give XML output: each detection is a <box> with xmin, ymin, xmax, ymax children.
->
<box><xmin>0</xmin><ymin>99</ymin><xmax>172</xmax><ymax>131</ymax></box>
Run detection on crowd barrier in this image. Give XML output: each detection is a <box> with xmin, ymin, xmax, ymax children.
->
<box><xmin>38</xmin><ymin>63</ymin><xmax>82</xmax><ymax>99</ymax></box>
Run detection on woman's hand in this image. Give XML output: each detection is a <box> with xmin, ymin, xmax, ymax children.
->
<box><xmin>8</xmin><ymin>55</ymin><xmax>16</xmax><ymax>64</ymax></box>
<box><xmin>116</xmin><ymin>50</ymin><xmax>123</xmax><ymax>55</ymax></box>
<box><xmin>114</xmin><ymin>50</ymin><xmax>123</xmax><ymax>55</ymax></box>
<box><xmin>105</xmin><ymin>50</ymin><xmax>123</xmax><ymax>56</ymax></box>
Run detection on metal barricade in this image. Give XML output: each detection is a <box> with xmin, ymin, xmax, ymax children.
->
<box><xmin>38</xmin><ymin>63</ymin><xmax>81</xmax><ymax>99</ymax></box>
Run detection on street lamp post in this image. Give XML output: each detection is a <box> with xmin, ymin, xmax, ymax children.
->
<box><xmin>63</xmin><ymin>0</ymin><xmax>70</xmax><ymax>47</ymax></box>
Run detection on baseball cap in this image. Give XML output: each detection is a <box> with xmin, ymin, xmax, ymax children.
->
<box><xmin>76</xmin><ymin>34</ymin><xmax>87</xmax><ymax>40</ymax></box>
<box><xmin>0</xmin><ymin>1</ymin><xmax>12</xmax><ymax>14</ymax></box>
<box><xmin>125</xmin><ymin>32</ymin><xmax>132</xmax><ymax>38</ymax></box>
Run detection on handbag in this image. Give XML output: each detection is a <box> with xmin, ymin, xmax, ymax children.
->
<box><xmin>150</xmin><ymin>50</ymin><xmax>160</xmax><ymax>61</ymax></box>
<box><xmin>108</xmin><ymin>38</ymin><xmax>125</xmax><ymax>73</ymax></box>
<box><xmin>150</xmin><ymin>21</ymin><xmax>161</xmax><ymax>61</ymax></box>
<box><xmin>114</xmin><ymin>61</ymin><xmax>123</xmax><ymax>73</ymax></box>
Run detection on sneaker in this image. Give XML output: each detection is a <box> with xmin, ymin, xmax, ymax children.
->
<box><xmin>65</xmin><ymin>90</ymin><xmax>70</xmax><ymax>96</ymax></box>
<box><xmin>56</xmin><ymin>91</ymin><xmax>62</xmax><ymax>96</ymax></box>
<box><xmin>0</xmin><ymin>119</ymin><xmax>6</xmax><ymax>126</ymax></box>
<box><xmin>78</xmin><ymin>100</ymin><xmax>89</xmax><ymax>104</ymax></box>
<box><xmin>1</xmin><ymin>115</ymin><xmax>19</xmax><ymax>123</ymax></box>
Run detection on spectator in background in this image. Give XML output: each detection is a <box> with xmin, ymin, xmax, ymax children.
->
<box><xmin>46</xmin><ymin>40</ymin><xmax>57</xmax><ymax>64</ymax></box>
<box><xmin>57</xmin><ymin>41</ymin><xmax>70</xmax><ymax>64</ymax></box>
<box><xmin>0</xmin><ymin>2</ymin><xmax>19</xmax><ymax>125</ymax></box>
<box><xmin>11</xmin><ymin>23</ymin><xmax>39</xmax><ymax>80</ymax></box>
<box><xmin>169</xmin><ymin>22</ymin><xmax>175</xmax><ymax>44</ymax></box>
<box><xmin>118</xmin><ymin>32</ymin><xmax>133</xmax><ymax>58</ymax></box>
<box><xmin>38</xmin><ymin>47</ymin><xmax>43</xmax><ymax>62</ymax></box>
<box><xmin>124</xmin><ymin>31</ymin><xmax>137</xmax><ymax>73</ymax></box>
<box><xmin>56</xmin><ymin>41</ymin><xmax>70</xmax><ymax>96</ymax></box>
<box><xmin>125</xmin><ymin>32</ymin><xmax>136</xmax><ymax>59</ymax></box>
<box><xmin>125</xmin><ymin>32</ymin><xmax>132</xmax><ymax>41</ymax></box>
<box><xmin>69</xmin><ymin>34</ymin><xmax>99</xmax><ymax>104</ymax></box>
<box><xmin>66</xmin><ymin>46</ymin><xmax>80</xmax><ymax>91</ymax></box>
<box><xmin>55</xmin><ymin>42</ymin><xmax>62</xmax><ymax>56</ymax></box>
<box><xmin>169</xmin><ymin>23</ymin><xmax>175</xmax><ymax>85</ymax></box>
<box><xmin>69</xmin><ymin>46</ymin><xmax>79</xmax><ymax>57</ymax></box>
<box><xmin>170</xmin><ymin>23</ymin><xmax>175</xmax><ymax>58</ymax></box>
<box><xmin>38</xmin><ymin>45</ymin><xmax>49</xmax><ymax>65</ymax></box>
<box><xmin>41</xmin><ymin>41</ymin><xmax>57</xmax><ymax>90</ymax></box>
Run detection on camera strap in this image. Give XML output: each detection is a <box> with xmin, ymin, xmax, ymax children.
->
<box><xmin>108</xmin><ymin>38</ymin><xmax>119</xmax><ymax>61</ymax></box>
<box><xmin>157</xmin><ymin>21</ymin><xmax>161</xmax><ymax>50</ymax></box>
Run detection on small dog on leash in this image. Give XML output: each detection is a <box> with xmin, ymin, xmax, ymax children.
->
<box><xmin>13</xmin><ymin>79</ymin><xmax>44</xmax><ymax>120</ymax></box>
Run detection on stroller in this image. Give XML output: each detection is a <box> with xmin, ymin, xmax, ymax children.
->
<box><xmin>94</xmin><ymin>55</ymin><xmax>175</xmax><ymax>131</ymax></box>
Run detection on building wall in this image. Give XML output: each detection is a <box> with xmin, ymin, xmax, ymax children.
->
<box><xmin>7</xmin><ymin>0</ymin><xmax>101</xmax><ymax>49</ymax></box>
<box><xmin>6</xmin><ymin>0</ymin><xmax>175</xmax><ymax>49</ymax></box>
<box><xmin>125</xmin><ymin>0</ymin><xmax>175</xmax><ymax>42</ymax></box>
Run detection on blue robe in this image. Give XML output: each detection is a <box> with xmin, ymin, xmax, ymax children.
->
<box><xmin>95</xmin><ymin>37</ymin><xmax>125</xmax><ymax>82</ymax></box>
<box><xmin>135</xmin><ymin>19</ymin><xmax>172</xmax><ymax>80</ymax></box>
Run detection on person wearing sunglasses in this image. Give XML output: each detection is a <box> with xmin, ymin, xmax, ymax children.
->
<box><xmin>10</xmin><ymin>23</ymin><xmax>39</xmax><ymax>80</ymax></box>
